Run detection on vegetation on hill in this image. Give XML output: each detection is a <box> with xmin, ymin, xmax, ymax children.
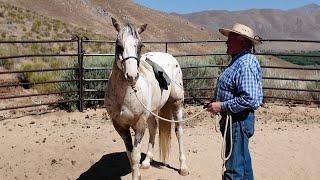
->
<box><xmin>0</xmin><ymin>2</ymin><xmax>112</xmax><ymax>60</ymax></box>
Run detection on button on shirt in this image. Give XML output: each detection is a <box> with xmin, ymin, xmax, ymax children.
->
<box><xmin>214</xmin><ymin>50</ymin><xmax>263</xmax><ymax>113</ymax></box>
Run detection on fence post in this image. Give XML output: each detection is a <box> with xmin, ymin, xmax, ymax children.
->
<box><xmin>77</xmin><ymin>37</ymin><xmax>84</xmax><ymax>112</ymax></box>
<box><xmin>165</xmin><ymin>42</ymin><xmax>168</xmax><ymax>53</ymax></box>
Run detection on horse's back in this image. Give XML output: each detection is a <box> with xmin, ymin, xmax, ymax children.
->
<box><xmin>141</xmin><ymin>52</ymin><xmax>181</xmax><ymax>78</ymax></box>
<box><xmin>142</xmin><ymin>52</ymin><xmax>184</xmax><ymax>100</ymax></box>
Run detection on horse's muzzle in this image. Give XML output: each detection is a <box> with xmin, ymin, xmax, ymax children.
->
<box><xmin>125</xmin><ymin>72</ymin><xmax>139</xmax><ymax>85</ymax></box>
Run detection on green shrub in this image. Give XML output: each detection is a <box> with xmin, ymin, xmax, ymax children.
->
<box><xmin>58</xmin><ymin>65</ymin><xmax>79</xmax><ymax>111</ymax></box>
<box><xmin>57</xmin><ymin>56</ymin><xmax>113</xmax><ymax>110</ymax></box>
<box><xmin>0</xmin><ymin>58</ymin><xmax>14</xmax><ymax>69</ymax></box>
<box><xmin>18</xmin><ymin>60</ymin><xmax>58</xmax><ymax>93</ymax></box>
<box><xmin>178</xmin><ymin>55</ymin><xmax>229</xmax><ymax>100</ymax></box>
<box><xmin>83</xmin><ymin>56</ymin><xmax>113</xmax><ymax>107</ymax></box>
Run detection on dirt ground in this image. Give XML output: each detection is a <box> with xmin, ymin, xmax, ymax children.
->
<box><xmin>0</xmin><ymin>103</ymin><xmax>319</xmax><ymax>180</ymax></box>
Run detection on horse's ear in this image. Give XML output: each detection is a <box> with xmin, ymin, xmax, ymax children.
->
<box><xmin>138</xmin><ymin>24</ymin><xmax>147</xmax><ymax>34</ymax></box>
<box><xmin>111</xmin><ymin>17</ymin><xmax>121</xmax><ymax>32</ymax></box>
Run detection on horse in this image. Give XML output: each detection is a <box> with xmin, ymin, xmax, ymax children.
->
<box><xmin>104</xmin><ymin>17</ymin><xmax>189</xmax><ymax>180</ymax></box>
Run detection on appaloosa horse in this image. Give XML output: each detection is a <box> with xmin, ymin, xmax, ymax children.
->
<box><xmin>104</xmin><ymin>18</ymin><xmax>188</xmax><ymax>180</ymax></box>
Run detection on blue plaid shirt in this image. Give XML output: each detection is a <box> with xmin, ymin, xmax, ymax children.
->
<box><xmin>214</xmin><ymin>50</ymin><xmax>263</xmax><ymax>113</ymax></box>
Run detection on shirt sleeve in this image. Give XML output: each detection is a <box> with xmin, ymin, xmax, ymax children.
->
<box><xmin>221</xmin><ymin>62</ymin><xmax>261</xmax><ymax>113</ymax></box>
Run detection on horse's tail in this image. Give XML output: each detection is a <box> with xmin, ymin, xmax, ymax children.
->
<box><xmin>159</xmin><ymin>102</ymin><xmax>172</xmax><ymax>163</ymax></box>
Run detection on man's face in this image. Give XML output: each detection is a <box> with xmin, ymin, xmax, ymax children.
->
<box><xmin>226</xmin><ymin>33</ymin><xmax>248</xmax><ymax>56</ymax></box>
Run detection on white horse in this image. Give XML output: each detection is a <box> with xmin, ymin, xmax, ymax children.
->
<box><xmin>104</xmin><ymin>18</ymin><xmax>189</xmax><ymax>180</ymax></box>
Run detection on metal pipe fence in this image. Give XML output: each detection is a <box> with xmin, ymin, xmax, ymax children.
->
<box><xmin>0</xmin><ymin>38</ymin><xmax>319</xmax><ymax>112</ymax></box>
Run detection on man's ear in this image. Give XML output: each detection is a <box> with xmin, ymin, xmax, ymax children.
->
<box><xmin>111</xmin><ymin>17</ymin><xmax>121</xmax><ymax>32</ymax></box>
<box><xmin>138</xmin><ymin>24</ymin><xmax>147</xmax><ymax>34</ymax></box>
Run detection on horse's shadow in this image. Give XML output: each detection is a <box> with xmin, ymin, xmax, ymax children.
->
<box><xmin>77</xmin><ymin>152</ymin><xmax>179</xmax><ymax>180</ymax></box>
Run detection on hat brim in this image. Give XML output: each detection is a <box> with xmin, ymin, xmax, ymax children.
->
<box><xmin>219</xmin><ymin>28</ymin><xmax>262</xmax><ymax>45</ymax></box>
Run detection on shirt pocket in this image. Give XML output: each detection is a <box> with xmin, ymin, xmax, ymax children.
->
<box><xmin>218</xmin><ymin>70</ymin><xmax>235</xmax><ymax>92</ymax></box>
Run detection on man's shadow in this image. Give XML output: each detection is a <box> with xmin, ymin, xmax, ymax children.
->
<box><xmin>77</xmin><ymin>152</ymin><xmax>179</xmax><ymax>180</ymax></box>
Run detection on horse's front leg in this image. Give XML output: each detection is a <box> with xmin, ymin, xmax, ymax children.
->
<box><xmin>173</xmin><ymin>102</ymin><xmax>189</xmax><ymax>176</ymax></box>
<box><xmin>141</xmin><ymin>115</ymin><xmax>157</xmax><ymax>169</ymax></box>
<box><xmin>131</xmin><ymin>117</ymin><xmax>147</xmax><ymax>180</ymax></box>
<box><xmin>112</xmin><ymin>120</ymin><xmax>133</xmax><ymax>167</ymax></box>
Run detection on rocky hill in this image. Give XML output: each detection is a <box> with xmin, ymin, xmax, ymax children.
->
<box><xmin>0</xmin><ymin>0</ymin><xmax>218</xmax><ymax>54</ymax></box>
<box><xmin>181</xmin><ymin>3</ymin><xmax>320</xmax><ymax>40</ymax></box>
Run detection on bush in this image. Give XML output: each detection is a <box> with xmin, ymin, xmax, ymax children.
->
<box><xmin>57</xmin><ymin>56</ymin><xmax>113</xmax><ymax>111</ymax></box>
<box><xmin>177</xmin><ymin>55</ymin><xmax>229</xmax><ymax>100</ymax></box>
<box><xmin>58</xmin><ymin>65</ymin><xmax>79</xmax><ymax>111</ymax></box>
<box><xmin>18</xmin><ymin>60</ymin><xmax>58</xmax><ymax>92</ymax></box>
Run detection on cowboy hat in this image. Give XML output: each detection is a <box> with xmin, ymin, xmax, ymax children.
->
<box><xmin>219</xmin><ymin>23</ymin><xmax>262</xmax><ymax>45</ymax></box>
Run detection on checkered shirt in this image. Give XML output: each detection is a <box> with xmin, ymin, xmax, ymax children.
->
<box><xmin>213</xmin><ymin>50</ymin><xmax>263</xmax><ymax>113</ymax></box>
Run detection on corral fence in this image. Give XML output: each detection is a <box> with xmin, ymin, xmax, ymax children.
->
<box><xmin>0</xmin><ymin>37</ymin><xmax>319</xmax><ymax>112</ymax></box>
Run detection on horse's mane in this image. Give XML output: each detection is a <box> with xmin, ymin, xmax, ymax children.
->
<box><xmin>118</xmin><ymin>23</ymin><xmax>140</xmax><ymax>41</ymax></box>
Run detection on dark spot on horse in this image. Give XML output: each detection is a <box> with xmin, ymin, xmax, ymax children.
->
<box><xmin>176</xmin><ymin>64</ymin><xmax>178</xmax><ymax>67</ymax></box>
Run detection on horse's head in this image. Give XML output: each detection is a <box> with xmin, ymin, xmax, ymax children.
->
<box><xmin>112</xmin><ymin>17</ymin><xmax>147</xmax><ymax>85</ymax></box>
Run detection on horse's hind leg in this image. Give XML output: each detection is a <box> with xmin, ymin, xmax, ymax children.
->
<box><xmin>173</xmin><ymin>100</ymin><xmax>189</xmax><ymax>176</ymax></box>
<box><xmin>112</xmin><ymin>121</ymin><xmax>133</xmax><ymax>167</ymax></box>
<box><xmin>141</xmin><ymin>115</ymin><xmax>157</xmax><ymax>169</ymax></box>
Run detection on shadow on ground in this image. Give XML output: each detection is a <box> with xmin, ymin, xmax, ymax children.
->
<box><xmin>77</xmin><ymin>152</ymin><xmax>131</xmax><ymax>180</ymax></box>
<box><xmin>77</xmin><ymin>152</ymin><xmax>180</xmax><ymax>180</ymax></box>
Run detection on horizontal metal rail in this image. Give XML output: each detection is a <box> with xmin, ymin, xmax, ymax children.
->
<box><xmin>0</xmin><ymin>90</ymin><xmax>79</xmax><ymax>100</ymax></box>
<box><xmin>0</xmin><ymin>79</ymin><xmax>79</xmax><ymax>88</ymax></box>
<box><xmin>84</xmin><ymin>98</ymin><xmax>104</xmax><ymax>101</ymax></box>
<box><xmin>263</xmin><ymin>77</ymin><xmax>319</xmax><ymax>82</ymax></box>
<box><xmin>0</xmin><ymin>67</ymin><xmax>78</xmax><ymax>74</ymax></box>
<box><xmin>183</xmin><ymin>76</ymin><xmax>319</xmax><ymax>82</ymax></box>
<box><xmin>256</xmin><ymin>53</ymin><xmax>320</xmax><ymax>58</ymax></box>
<box><xmin>0</xmin><ymin>39</ymin><xmax>77</xmax><ymax>44</ymax></box>
<box><xmin>184</xmin><ymin>96</ymin><xmax>320</xmax><ymax>103</ymax></box>
<box><xmin>82</xmin><ymin>39</ymin><xmax>320</xmax><ymax>44</ymax></box>
<box><xmin>84</xmin><ymin>79</ymin><xmax>108</xmax><ymax>82</ymax></box>
<box><xmin>0</xmin><ymin>53</ymin><xmax>78</xmax><ymax>60</ymax></box>
<box><xmin>186</xmin><ymin>87</ymin><xmax>320</xmax><ymax>93</ymax></box>
<box><xmin>173</xmin><ymin>53</ymin><xmax>320</xmax><ymax>58</ymax></box>
<box><xmin>0</xmin><ymin>99</ymin><xmax>79</xmax><ymax>111</ymax></box>
<box><xmin>181</xmin><ymin>65</ymin><xmax>320</xmax><ymax>71</ymax></box>
<box><xmin>84</xmin><ymin>67</ymin><xmax>112</xmax><ymax>70</ymax></box>
<box><xmin>83</xmin><ymin>53</ymin><xmax>114</xmax><ymax>56</ymax></box>
<box><xmin>263</xmin><ymin>96</ymin><xmax>320</xmax><ymax>103</ymax></box>
<box><xmin>263</xmin><ymin>87</ymin><xmax>320</xmax><ymax>92</ymax></box>
<box><xmin>260</xmin><ymin>39</ymin><xmax>320</xmax><ymax>43</ymax></box>
<box><xmin>84</xmin><ymin>89</ymin><xmax>104</xmax><ymax>92</ymax></box>
<box><xmin>82</xmin><ymin>40</ymin><xmax>115</xmax><ymax>43</ymax></box>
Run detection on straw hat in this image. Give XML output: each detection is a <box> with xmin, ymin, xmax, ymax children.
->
<box><xmin>219</xmin><ymin>23</ymin><xmax>262</xmax><ymax>45</ymax></box>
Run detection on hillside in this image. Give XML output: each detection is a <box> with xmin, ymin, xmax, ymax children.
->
<box><xmin>181</xmin><ymin>3</ymin><xmax>320</xmax><ymax>40</ymax></box>
<box><xmin>0</xmin><ymin>0</ymin><xmax>218</xmax><ymax>54</ymax></box>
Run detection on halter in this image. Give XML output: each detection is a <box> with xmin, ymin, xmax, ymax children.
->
<box><xmin>120</xmin><ymin>56</ymin><xmax>140</xmax><ymax>67</ymax></box>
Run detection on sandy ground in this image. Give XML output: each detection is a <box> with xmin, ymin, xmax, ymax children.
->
<box><xmin>0</xmin><ymin>103</ymin><xmax>320</xmax><ymax>180</ymax></box>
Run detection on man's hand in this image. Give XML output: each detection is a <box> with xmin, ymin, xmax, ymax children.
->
<box><xmin>206</xmin><ymin>101</ymin><xmax>222</xmax><ymax>114</ymax></box>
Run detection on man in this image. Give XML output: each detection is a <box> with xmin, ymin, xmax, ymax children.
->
<box><xmin>206</xmin><ymin>23</ymin><xmax>263</xmax><ymax>180</ymax></box>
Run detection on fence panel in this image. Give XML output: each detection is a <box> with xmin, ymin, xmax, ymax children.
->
<box><xmin>0</xmin><ymin>38</ymin><xmax>319</xmax><ymax>113</ymax></box>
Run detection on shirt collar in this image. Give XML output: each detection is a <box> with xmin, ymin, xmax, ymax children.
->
<box><xmin>228</xmin><ymin>49</ymin><xmax>251</xmax><ymax>67</ymax></box>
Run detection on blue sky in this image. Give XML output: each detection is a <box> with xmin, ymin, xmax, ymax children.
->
<box><xmin>133</xmin><ymin>0</ymin><xmax>320</xmax><ymax>14</ymax></box>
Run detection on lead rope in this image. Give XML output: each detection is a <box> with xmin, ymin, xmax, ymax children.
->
<box><xmin>220</xmin><ymin>113</ymin><xmax>233</xmax><ymax>179</ymax></box>
<box><xmin>132</xmin><ymin>86</ymin><xmax>206</xmax><ymax>123</ymax></box>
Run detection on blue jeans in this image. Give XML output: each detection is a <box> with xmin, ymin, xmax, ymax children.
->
<box><xmin>220</xmin><ymin>112</ymin><xmax>255</xmax><ymax>180</ymax></box>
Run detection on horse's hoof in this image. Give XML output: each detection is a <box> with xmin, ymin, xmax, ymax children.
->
<box><xmin>140</xmin><ymin>162</ymin><xmax>150</xmax><ymax>169</ymax></box>
<box><xmin>179</xmin><ymin>169</ymin><xmax>189</xmax><ymax>176</ymax></box>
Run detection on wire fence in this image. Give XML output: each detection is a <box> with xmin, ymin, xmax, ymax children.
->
<box><xmin>0</xmin><ymin>38</ymin><xmax>319</xmax><ymax>112</ymax></box>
